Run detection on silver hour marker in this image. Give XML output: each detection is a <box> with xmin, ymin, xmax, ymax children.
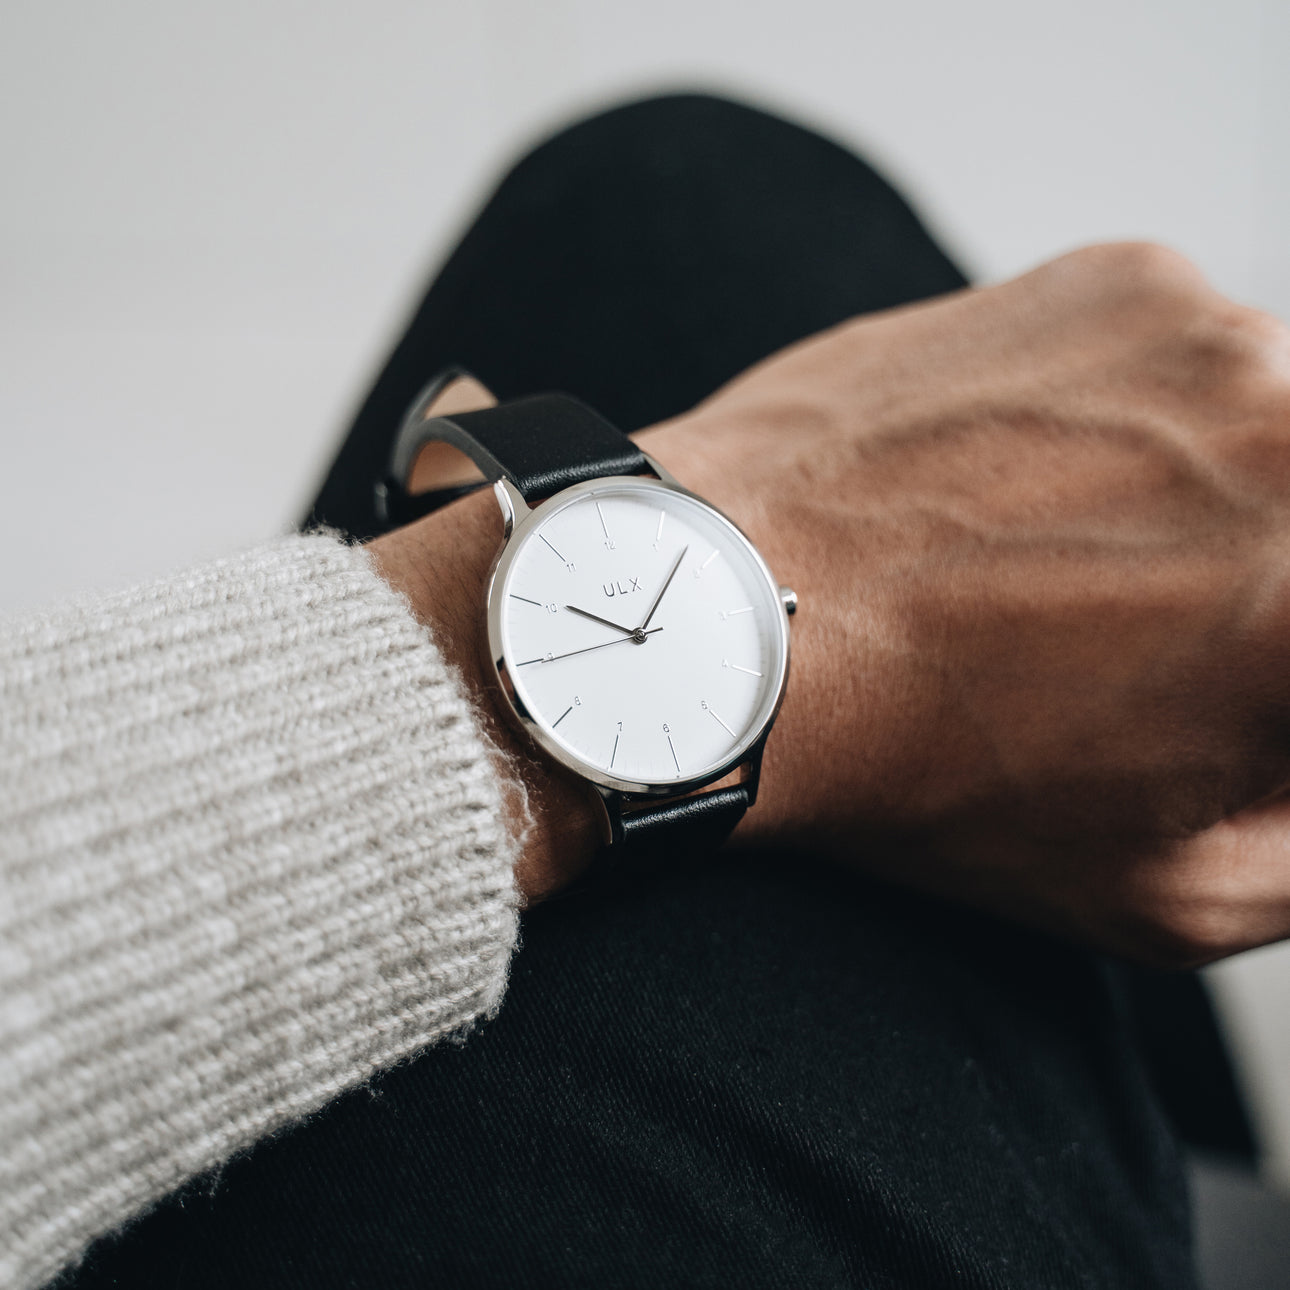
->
<box><xmin>724</xmin><ymin>659</ymin><xmax>763</xmax><ymax>677</ymax></box>
<box><xmin>610</xmin><ymin>732</ymin><xmax>619</xmax><ymax>769</ymax></box>
<box><xmin>553</xmin><ymin>705</ymin><xmax>573</xmax><ymax>728</ymax></box>
<box><xmin>667</xmin><ymin>733</ymin><xmax>681</xmax><ymax>775</ymax></box>
<box><xmin>707</xmin><ymin>706</ymin><xmax>735</xmax><ymax>736</ymax></box>
<box><xmin>655</xmin><ymin>511</ymin><xmax>666</xmax><ymax>542</ymax></box>
<box><xmin>510</xmin><ymin>593</ymin><xmax>542</xmax><ymax>607</ymax></box>
<box><xmin>722</xmin><ymin>605</ymin><xmax>754</xmax><ymax>618</ymax></box>
<box><xmin>596</xmin><ymin>502</ymin><xmax>612</xmax><ymax>542</ymax></box>
<box><xmin>699</xmin><ymin>549</ymin><xmax>720</xmax><ymax>570</ymax></box>
<box><xmin>540</xmin><ymin>534</ymin><xmax>566</xmax><ymax>562</ymax></box>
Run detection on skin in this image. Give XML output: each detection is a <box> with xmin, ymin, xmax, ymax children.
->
<box><xmin>372</xmin><ymin>242</ymin><xmax>1290</xmax><ymax>968</ymax></box>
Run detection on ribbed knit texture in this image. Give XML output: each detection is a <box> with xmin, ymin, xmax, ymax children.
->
<box><xmin>0</xmin><ymin>533</ymin><xmax>519</xmax><ymax>1290</ymax></box>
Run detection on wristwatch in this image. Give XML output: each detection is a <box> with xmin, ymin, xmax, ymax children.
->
<box><xmin>380</xmin><ymin>372</ymin><xmax>795</xmax><ymax>857</ymax></box>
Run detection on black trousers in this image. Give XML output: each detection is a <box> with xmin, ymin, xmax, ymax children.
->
<box><xmin>63</xmin><ymin>94</ymin><xmax>1203</xmax><ymax>1290</ymax></box>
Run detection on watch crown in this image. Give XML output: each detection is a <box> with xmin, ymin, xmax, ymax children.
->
<box><xmin>779</xmin><ymin>586</ymin><xmax>798</xmax><ymax>616</ymax></box>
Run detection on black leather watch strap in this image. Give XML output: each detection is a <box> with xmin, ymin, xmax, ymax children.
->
<box><xmin>615</xmin><ymin>784</ymin><xmax>750</xmax><ymax>856</ymax></box>
<box><xmin>397</xmin><ymin>392</ymin><xmax>651</xmax><ymax>505</ymax></box>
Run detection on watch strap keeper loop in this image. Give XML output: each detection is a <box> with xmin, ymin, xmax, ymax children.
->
<box><xmin>604</xmin><ymin>783</ymin><xmax>751</xmax><ymax>858</ymax></box>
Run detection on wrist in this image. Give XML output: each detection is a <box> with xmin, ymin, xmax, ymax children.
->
<box><xmin>635</xmin><ymin>416</ymin><xmax>814</xmax><ymax>846</ymax></box>
<box><xmin>638</xmin><ymin>410</ymin><xmax>908</xmax><ymax>855</ymax></box>
<box><xmin>368</xmin><ymin>488</ymin><xmax>603</xmax><ymax>903</ymax></box>
<box><xmin>368</xmin><ymin>404</ymin><xmax>823</xmax><ymax>893</ymax></box>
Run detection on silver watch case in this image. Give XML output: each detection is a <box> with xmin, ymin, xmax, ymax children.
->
<box><xmin>483</xmin><ymin>456</ymin><xmax>793</xmax><ymax>801</ymax></box>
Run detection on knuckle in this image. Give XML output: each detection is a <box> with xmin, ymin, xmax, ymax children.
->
<box><xmin>1044</xmin><ymin>243</ymin><xmax>1220</xmax><ymax>346</ymax></box>
<box><xmin>1211</xmin><ymin>304</ymin><xmax>1290</xmax><ymax>367</ymax></box>
<box><xmin>1102</xmin><ymin>239</ymin><xmax>1198</xmax><ymax>283</ymax></box>
<box><xmin>1171</xmin><ymin>304</ymin><xmax>1290</xmax><ymax>401</ymax></box>
<box><xmin>1067</xmin><ymin>240</ymin><xmax>1205</xmax><ymax>302</ymax></box>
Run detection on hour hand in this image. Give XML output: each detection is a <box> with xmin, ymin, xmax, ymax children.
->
<box><xmin>564</xmin><ymin>604</ymin><xmax>638</xmax><ymax>636</ymax></box>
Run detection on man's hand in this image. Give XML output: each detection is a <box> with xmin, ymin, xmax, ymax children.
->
<box><xmin>641</xmin><ymin>242</ymin><xmax>1290</xmax><ymax>967</ymax></box>
<box><xmin>378</xmin><ymin>242</ymin><xmax>1290</xmax><ymax>966</ymax></box>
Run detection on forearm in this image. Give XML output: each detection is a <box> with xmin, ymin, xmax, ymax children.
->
<box><xmin>0</xmin><ymin>533</ymin><xmax>518</xmax><ymax>1290</ymax></box>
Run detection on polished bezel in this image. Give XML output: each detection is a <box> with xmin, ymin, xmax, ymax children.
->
<box><xmin>484</xmin><ymin>470</ymin><xmax>791</xmax><ymax>797</ymax></box>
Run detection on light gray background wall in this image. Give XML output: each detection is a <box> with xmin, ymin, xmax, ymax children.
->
<box><xmin>4</xmin><ymin>0</ymin><xmax>1290</xmax><ymax>1183</ymax></box>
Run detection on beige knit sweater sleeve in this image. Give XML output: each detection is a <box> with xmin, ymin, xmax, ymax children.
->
<box><xmin>0</xmin><ymin>532</ymin><xmax>520</xmax><ymax>1290</ymax></box>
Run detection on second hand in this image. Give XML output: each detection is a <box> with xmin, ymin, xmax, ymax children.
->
<box><xmin>515</xmin><ymin>627</ymin><xmax>663</xmax><ymax>667</ymax></box>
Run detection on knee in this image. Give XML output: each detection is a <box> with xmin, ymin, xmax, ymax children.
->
<box><xmin>503</xmin><ymin>90</ymin><xmax>813</xmax><ymax>202</ymax></box>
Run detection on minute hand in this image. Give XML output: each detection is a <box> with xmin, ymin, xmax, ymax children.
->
<box><xmin>636</xmin><ymin>545</ymin><xmax>688</xmax><ymax>633</ymax></box>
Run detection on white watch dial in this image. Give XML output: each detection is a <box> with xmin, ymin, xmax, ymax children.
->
<box><xmin>492</xmin><ymin>478</ymin><xmax>789</xmax><ymax>790</ymax></box>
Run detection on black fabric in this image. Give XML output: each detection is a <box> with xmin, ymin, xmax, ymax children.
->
<box><xmin>1124</xmin><ymin>965</ymin><xmax>1258</xmax><ymax>1160</ymax></box>
<box><xmin>424</xmin><ymin>395</ymin><xmax>651</xmax><ymax>503</ymax></box>
<box><xmin>61</xmin><ymin>92</ymin><xmax>1224</xmax><ymax>1288</ymax></box>
<box><xmin>305</xmin><ymin>91</ymin><xmax>965</xmax><ymax>541</ymax></box>
<box><xmin>57</xmin><ymin>856</ymin><xmax>1194</xmax><ymax>1290</ymax></box>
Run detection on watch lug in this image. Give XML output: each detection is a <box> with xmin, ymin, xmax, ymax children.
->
<box><xmin>595</xmin><ymin>785</ymin><xmax>624</xmax><ymax>848</ymax></box>
<box><xmin>742</xmin><ymin>737</ymin><xmax>768</xmax><ymax>807</ymax></box>
<box><xmin>494</xmin><ymin>656</ymin><xmax>530</xmax><ymax>721</ymax></box>
<box><xmin>493</xmin><ymin>478</ymin><xmax>529</xmax><ymax>537</ymax></box>
<box><xmin>639</xmin><ymin>450</ymin><xmax>680</xmax><ymax>487</ymax></box>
